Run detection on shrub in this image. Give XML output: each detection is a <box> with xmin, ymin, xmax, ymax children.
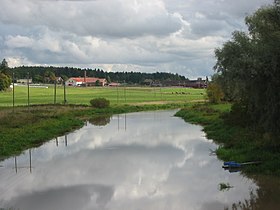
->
<box><xmin>206</xmin><ymin>82</ymin><xmax>224</xmax><ymax>104</ymax></box>
<box><xmin>90</xmin><ymin>98</ymin><xmax>110</xmax><ymax>108</ymax></box>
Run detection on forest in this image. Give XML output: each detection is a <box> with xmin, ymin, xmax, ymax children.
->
<box><xmin>8</xmin><ymin>65</ymin><xmax>188</xmax><ymax>85</ymax></box>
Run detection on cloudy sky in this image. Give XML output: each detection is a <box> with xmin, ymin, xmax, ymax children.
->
<box><xmin>0</xmin><ymin>0</ymin><xmax>273</xmax><ymax>78</ymax></box>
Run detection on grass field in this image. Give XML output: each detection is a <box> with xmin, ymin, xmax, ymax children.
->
<box><xmin>0</xmin><ymin>85</ymin><xmax>206</xmax><ymax>106</ymax></box>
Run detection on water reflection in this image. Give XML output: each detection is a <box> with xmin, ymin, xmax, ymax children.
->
<box><xmin>89</xmin><ymin>115</ymin><xmax>111</xmax><ymax>127</ymax></box>
<box><xmin>55</xmin><ymin>135</ymin><xmax>68</xmax><ymax>147</ymax></box>
<box><xmin>0</xmin><ymin>110</ymin><xmax>279</xmax><ymax>210</ymax></box>
<box><xmin>116</xmin><ymin>113</ymin><xmax>127</xmax><ymax>131</ymax></box>
<box><xmin>13</xmin><ymin>149</ymin><xmax>33</xmax><ymax>174</ymax></box>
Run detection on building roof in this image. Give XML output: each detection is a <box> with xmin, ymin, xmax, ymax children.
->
<box><xmin>69</xmin><ymin>77</ymin><xmax>106</xmax><ymax>83</ymax></box>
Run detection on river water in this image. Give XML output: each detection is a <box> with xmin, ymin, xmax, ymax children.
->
<box><xmin>0</xmin><ymin>110</ymin><xmax>279</xmax><ymax>210</ymax></box>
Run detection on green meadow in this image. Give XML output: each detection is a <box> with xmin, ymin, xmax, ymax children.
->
<box><xmin>0</xmin><ymin>85</ymin><xmax>206</xmax><ymax>106</ymax></box>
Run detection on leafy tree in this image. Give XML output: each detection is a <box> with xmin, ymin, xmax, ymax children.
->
<box><xmin>214</xmin><ymin>2</ymin><xmax>280</xmax><ymax>134</ymax></box>
<box><xmin>33</xmin><ymin>74</ymin><xmax>44</xmax><ymax>83</ymax></box>
<box><xmin>106</xmin><ymin>75</ymin><xmax>111</xmax><ymax>84</ymax></box>
<box><xmin>206</xmin><ymin>82</ymin><xmax>224</xmax><ymax>104</ymax></box>
<box><xmin>0</xmin><ymin>58</ymin><xmax>10</xmax><ymax>75</ymax></box>
<box><xmin>95</xmin><ymin>80</ymin><xmax>100</xmax><ymax>86</ymax></box>
<box><xmin>43</xmin><ymin>70</ymin><xmax>56</xmax><ymax>83</ymax></box>
<box><xmin>0</xmin><ymin>59</ymin><xmax>12</xmax><ymax>91</ymax></box>
<box><xmin>61</xmin><ymin>75</ymin><xmax>68</xmax><ymax>82</ymax></box>
<box><xmin>0</xmin><ymin>58</ymin><xmax>8</xmax><ymax>69</ymax></box>
<box><xmin>0</xmin><ymin>73</ymin><xmax>12</xmax><ymax>91</ymax></box>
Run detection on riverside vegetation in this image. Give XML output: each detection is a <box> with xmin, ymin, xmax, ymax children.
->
<box><xmin>0</xmin><ymin>103</ymin><xmax>188</xmax><ymax>160</ymax></box>
<box><xmin>179</xmin><ymin>1</ymin><xmax>280</xmax><ymax>177</ymax></box>
<box><xmin>176</xmin><ymin>103</ymin><xmax>280</xmax><ymax>176</ymax></box>
<box><xmin>1</xmin><ymin>99</ymin><xmax>279</xmax><ymax>176</ymax></box>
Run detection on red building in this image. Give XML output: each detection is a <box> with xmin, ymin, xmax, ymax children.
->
<box><xmin>66</xmin><ymin>77</ymin><xmax>107</xmax><ymax>86</ymax></box>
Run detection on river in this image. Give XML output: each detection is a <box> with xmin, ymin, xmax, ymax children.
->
<box><xmin>0</xmin><ymin>110</ymin><xmax>279</xmax><ymax>210</ymax></box>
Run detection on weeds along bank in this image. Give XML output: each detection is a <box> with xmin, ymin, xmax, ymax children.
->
<box><xmin>176</xmin><ymin>103</ymin><xmax>280</xmax><ymax>177</ymax></box>
<box><xmin>0</xmin><ymin>103</ymin><xmax>186</xmax><ymax>160</ymax></box>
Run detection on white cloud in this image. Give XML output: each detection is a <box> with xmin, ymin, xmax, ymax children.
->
<box><xmin>5</xmin><ymin>35</ymin><xmax>34</xmax><ymax>48</ymax></box>
<box><xmin>0</xmin><ymin>0</ymin><xmax>182</xmax><ymax>38</ymax></box>
<box><xmin>0</xmin><ymin>0</ymin><xmax>274</xmax><ymax>78</ymax></box>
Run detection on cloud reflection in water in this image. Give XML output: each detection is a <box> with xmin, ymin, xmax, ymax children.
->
<box><xmin>0</xmin><ymin>110</ymin><xmax>258</xmax><ymax>210</ymax></box>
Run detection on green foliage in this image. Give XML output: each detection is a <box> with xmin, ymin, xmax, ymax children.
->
<box><xmin>11</xmin><ymin>66</ymin><xmax>188</xmax><ymax>85</ymax></box>
<box><xmin>0</xmin><ymin>58</ymin><xmax>8</xmax><ymax>69</ymax></box>
<box><xmin>177</xmin><ymin>103</ymin><xmax>280</xmax><ymax>176</ymax></box>
<box><xmin>95</xmin><ymin>80</ymin><xmax>101</xmax><ymax>86</ymax></box>
<box><xmin>214</xmin><ymin>2</ymin><xmax>280</xmax><ymax>135</ymax></box>
<box><xmin>206</xmin><ymin>82</ymin><xmax>224</xmax><ymax>103</ymax></box>
<box><xmin>89</xmin><ymin>115</ymin><xmax>111</xmax><ymax>126</ymax></box>
<box><xmin>0</xmin><ymin>58</ymin><xmax>12</xmax><ymax>91</ymax></box>
<box><xmin>0</xmin><ymin>73</ymin><xmax>11</xmax><ymax>91</ymax></box>
<box><xmin>90</xmin><ymin>98</ymin><xmax>110</xmax><ymax>108</ymax></box>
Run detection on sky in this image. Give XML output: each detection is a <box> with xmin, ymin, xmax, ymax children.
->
<box><xmin>0</xmin><ymin>0</ymin><xmax>273</xmax><ymax>79</ymax></box>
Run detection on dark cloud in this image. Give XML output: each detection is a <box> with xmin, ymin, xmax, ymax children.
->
<box><xmin>0</xmin><ymin>0</ymin><xmax>182</xmax><ymax>38</ymax></box>
<box><xmin>5</xmin><ymin>184</ymin><xmax>114</xmax><ymax>210</ymax></box>
<box><xmin>0</xmin><ymin>0</ymin><xmax>274</xmax><ymax>78</ymax></box>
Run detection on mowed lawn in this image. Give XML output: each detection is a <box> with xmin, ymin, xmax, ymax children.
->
<box><xmin>0</xmin><ymin>85</ymin><xmax>206</xmax><ymax>106</ymax></box>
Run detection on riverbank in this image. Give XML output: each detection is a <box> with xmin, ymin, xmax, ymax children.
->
<box><xmin>175</xmin><ymin>103</ymin><xmax>280</xmax><ymax>176</ymax></box>
<box><xmin>0</xmin><ymin>103</ymin><xmax>185</xmax><ymax>160</ymax></box>
<box><xmin>2</xmin><ymin>102</ymin><xmax>279</xmax><ymax>177</ymax></box>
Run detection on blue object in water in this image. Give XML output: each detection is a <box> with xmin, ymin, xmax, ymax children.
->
<box><xmin>223</xmin><ymin>161</ymin><xmax>241</xmax><ymax>168</ymax></box>
<box><xmin>224</xmin><ymin>161</ymin><xmax>236</xmax><ymax>165</ymax></box>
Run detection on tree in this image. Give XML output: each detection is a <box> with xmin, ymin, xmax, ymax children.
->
<box><xmin>43</xmin><ymin>70</ymin><xmax>56</xmax><ymax>84</ymax></box>
<box><xmin>206</xmin><ymin>81</ymin><xmax>224</xmax><ymax>104</ymax></box>
<box><xmin>33</xmin><ymin>74</ymin><xmax>44</xmax><ymax>83</ymax></box>
<box><xmin>0</xmin><ymin>59</ymin><xmax>12</xmax><ymax>91</ymax></box>
<box><xmin>0</xmin><ymin>58</ymin><xmax>8</xmax><ymax>69</ymax></box>
<box><xmin>61</xmin><ymin>75</ymin><xmax>68</xmax><ymax>83</ymax></box>
<box><xmin>0</xmin><ymin>73</ymin><xmax>12</xmax><ymax>91</ymax></box>
<box><xmin>95</xmin><ymin>80</ymin><xmax>100</xmax><ymax>86</ymax></box>
<box><xmin>106</xmin><ymin>75</ymin><xmax>111</xmax><ymax>84</ymax></box>
<box><xmin>214</xmin><ymin>2</ymin><xmax>280</xmax><ymax>134</ymax></box>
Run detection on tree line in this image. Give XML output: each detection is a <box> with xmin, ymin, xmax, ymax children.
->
<box><xmin>208</xmin><ymin>0</ymin><xmax>280</xmax><ymax>136</ymax></box>
<box><xmin>0</xmin><ymin>63</ymin><xmax>189</xmax><ymax>88</ymax></box>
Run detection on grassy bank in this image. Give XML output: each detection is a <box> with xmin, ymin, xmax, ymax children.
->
<box><xmin>0</xmin><ymin>103</ymin><xmax>185</xmax><ymax>160</ymax></box>
<box><xmin>175</xmin><ymin>103</ymin><xmax>280</xmax><ymax>176</ymax></box>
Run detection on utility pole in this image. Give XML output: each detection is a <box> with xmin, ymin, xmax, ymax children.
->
<box><xmin>29</xmin><ymin>149</ymin><xmax>32</xmax><ymax>173</ymax></box>
<box><xmin>27</xmin><ymin>72</ymin><xmax>30</xmax><ymax>108</ymax></box>
<box><xmin>117</xmin><ymin>86</ymin><xmax>119</xmax><ymax>104</ymax></box>
<box><xmin>54</xmin><ymin>80</ymin><xmax>57</xmax><ymax>104</ymax></box>
<box><xmin>12</xmin><ymin>72</ymin><xmax>15</xmax><ymax>112</ymax></box>
<box><xmin>63</xmin><ymin>81</ymin><xmax>67</xmax><ymax>104</ymax></box>
<box><xmin>124</xmin><ymin>85</ymin><xmax>127</xmax><ymax>103</ymax></box>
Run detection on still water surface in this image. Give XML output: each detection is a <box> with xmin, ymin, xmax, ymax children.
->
<box><xmin>0</xmin><ymin>110</ymin><xmax>279</xmax><ymax>210</ymax></box>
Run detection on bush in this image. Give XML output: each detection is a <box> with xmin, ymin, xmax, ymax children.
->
<box><xmin>206</xmin><ymin>82</ymin><xmax>224</xmax><ymax>104</ymax></box>
<box><xmin>90</xmin><ymin>98</ymin><xmax>110</xmax><ymax>108</ymax></box>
